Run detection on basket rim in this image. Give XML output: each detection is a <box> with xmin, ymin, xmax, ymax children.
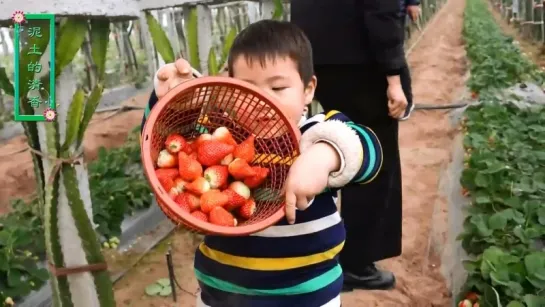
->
<box><xmin>141</xmin><ymin>76</ymin><xmax>300</xmax><ymax>235</ymax></box>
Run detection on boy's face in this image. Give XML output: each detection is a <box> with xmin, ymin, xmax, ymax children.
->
<box><xmin>231</xmin><ymin>55</ymin><xmax>316</xmax><ymax>127</ymax></box>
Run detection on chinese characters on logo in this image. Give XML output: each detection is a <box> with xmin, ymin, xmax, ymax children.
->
<box><xmin>13</xmin><ymin>12</ymin><xmax>56</xmax><ymax>122</ymax></box>
<box><xmin>26</xmin><ymin>26</ymin><xmax>45</xmax><ymax>108</ymax></box>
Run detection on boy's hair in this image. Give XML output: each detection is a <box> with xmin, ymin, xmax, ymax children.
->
<box><xmin>227</xmin><ymin>20</ymin><xmax>314</xmax><ymax>85</ymax></box>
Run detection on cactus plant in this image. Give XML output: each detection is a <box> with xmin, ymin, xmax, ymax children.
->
<box><xmin>0</xmin><ymin>17</ymin><xmax>115</xmax><ymax>306</ymax></box>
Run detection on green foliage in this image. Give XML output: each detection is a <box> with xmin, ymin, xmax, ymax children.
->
<box><xmin>145</xmin><ymin>10</ymin><xmax>237</xmax><ymax>75</ymax></box>
<box><xmin>0</xmin><ymin>128</ymin><xmax>151</xmax><ymax>303</ymax></box>
<box><xmin>463</xmin><ymin>0</ymin><xmax>545</xmax><ymax>94</ymax></box>
<box><xmin>459</xmin><ymin>0</ymin><xmax>545</xmax><ymax>305</ymax></box>
<box><xmin>145</xmin><ymin>12</ymin><xmax>176</xmax><ymax>64</ymax></box>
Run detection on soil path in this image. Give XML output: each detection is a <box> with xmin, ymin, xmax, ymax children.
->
<box><xmin>112</xmin><ymin>0</ymin><xmax>468</xmax><ymax>306</ymax></box>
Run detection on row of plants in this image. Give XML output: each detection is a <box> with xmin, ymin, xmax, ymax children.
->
<box><xmin>457</xmin><ymin>0</ymin><xmax>545</xmax><ymax>306</ymax></box>
<box><xmin>0</xmin><ymin>127</ymin><xmax>152</xmax><ymax>304</ymax></box>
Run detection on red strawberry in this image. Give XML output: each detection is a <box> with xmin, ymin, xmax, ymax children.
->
<box><xmin>203</xmin><ymin>165</ymin><xmax>229</xmax><ymax>189</ymax></box>
<box><xmin>228</xmin><ymin>181</ymin><xmax>251</xmax><ymax>199</ymax></box>
<box><xmin>213</xmin><ymin>127</ymin><xmax>238</xmax><ymax>146</ymax></box>
<box><xmin>158</xmin><ymin>176</ymin><xmax>175</xmax><ymax>192</ymax></box>
<box><xmin>189</xmin><ymin>151</ymin><xmax>198</xmax><ymax>160</ymax></box>
<box><xmin>173</xmin><ymin>178</ymin><xmax>187</xmax><ymax>192</ymax></box>
<box><xmin>195</xmin><ymin>133</ymin><xmax>213</xmax><ymax>148</ymax></box>
<box><xmin>174</xmin><ymin>197</ymin><xmax>191</xmax><ymax>213</ymax></box>
<box><xmin>220</xmin><ymin>153</ymin><xmax>234</xmax><ymax>165</ymax></box>
<box><xmin>165</xmin><ymin>133</ymin><xmax>187</xmax><ymax>154</ymax></box>
<box><xmin>157</xmin><ymin>149</ymin><xmax>177</xmax><ymax>168</ymax></box>
<box><xmin>233</xmin><ymin>135</ymin><xmax>255</xmax><ymax>163</ymax></box>
<box><xmin>465</xmin><ymin>292</ymin><xmax>478</xmax><ymax>302</ymax></box>
<box><xmin>191</xmin><ymin>210</ymin><xmax>208</xmax><ymax>222</ymax></box>
<box><xmin>182</xmin><ymin>141</ymin><xmax>194</xmax><ymax>154</ymax></box>
<box><xmin>458</xmin><ymin>300</ymin><xmax>472</xmax><ymax>307</ymax></box>
<box><xmin>197</xmin><ymin>140</ymin><xmax>235</xmax><ymax>166</ymax></box>
<box><xmin>178</xmin><ymin>152</ymin><xmax>203</xmax><ymax>181</ymax></box>
<box><xmin>243</xmin><ymin>167</ymin><xmax>269</xmax><ymax>188</ymax></box>
<box><xmin>185</xmin><ymin>177</ymin><xmax>210</xmax><ymax>196</ymax></box>
<box><xmin>175</xmin><ymin>192</ymin><xmax>200</xmax><ymax>211</ymax></box>
<box><xmin>238</xmin><ymin>199</ymin><xmax>256</xmax><ymax>219</ymax></box>
<box><xmin>228</xmin><ymin>158</ymin><xmax>256</xmax><ymax>179</ymax></box>
<box><xmin>223</xmin><ymin>189</ymin><xmax>247</xmax><ymax>211</ymax></box>
<box><xmin>200</xmin><ymin>190</ymin><xmax>229</xmax><ymax>213</ymax></box>
<box><xmin>155</xmin><ymin>168</ymin><xmax>179</xmax><ymax>181</ymax></box>
<box><xmin>209</xmin><ymin>206</ymin><xmax>237</xmax><ymax>227</ymax></box>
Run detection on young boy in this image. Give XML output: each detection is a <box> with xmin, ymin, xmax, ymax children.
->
<box><xmin>142</xmin><ymin>20</ymin><xmax>383</xmax><ymax>307</ymax></box>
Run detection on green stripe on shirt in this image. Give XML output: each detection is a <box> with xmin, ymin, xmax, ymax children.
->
<box><xmin>194</xmin><ymin>264</ymin><xmax>342</xmax><ymax>296</ymax></box>
<box><xmin>346</xmin><ymin>122</ymin><xmax>377</xmax><ymax>183</ymax></box>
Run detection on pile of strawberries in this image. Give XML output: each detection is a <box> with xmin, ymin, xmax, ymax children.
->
<box><xmin>154</xmin><ymin>126</ymin><xmax>269</xmax><ymax>227</ymax></box>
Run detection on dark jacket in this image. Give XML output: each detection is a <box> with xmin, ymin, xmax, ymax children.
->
<box><xmin>400</xmin><ymin>0</ymin><xmax>421</xmax><ymax>16</ymax></box>
<box><xmin>291</xmin><ymin>0</ymin><xmax>406</xmax><ymax>75</ymax></box>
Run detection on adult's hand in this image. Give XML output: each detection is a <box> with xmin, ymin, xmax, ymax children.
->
<box><xmin>386</xmin><ymin>78</ymin><xmax>408</xmax><ymax>119</ymax></box>
<box><xmin>407</xmin><ymin>5</ymin><xmax>421</xmax><ymax>22</ymax></box>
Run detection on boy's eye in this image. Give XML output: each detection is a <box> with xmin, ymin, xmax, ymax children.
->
<box><xmin>272</xmin><ymin>87</ymin><xmax>287</xmax><ymax>91</ymax></box>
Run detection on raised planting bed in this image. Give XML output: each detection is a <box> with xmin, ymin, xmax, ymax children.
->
<box><xmin>453</xmin><ymin>0</ymin><xmax>545</xmax><ymax>306</ymax></box>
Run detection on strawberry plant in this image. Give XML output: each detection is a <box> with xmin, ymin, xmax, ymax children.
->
<box><xmin>463</xmin><ymin>0</ymin><xmax>545</xmax><ymax>95</ymax></box>
<box><xmin>459</xmin><ymin>0</ymin><xmax>545</xmax><ymax>305</ymax></box>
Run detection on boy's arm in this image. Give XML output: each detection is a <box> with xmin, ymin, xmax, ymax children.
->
<box><xmin>299</xmin><ymin>110</ymin><xmax>383</xmax><ymax>188</ymax></box>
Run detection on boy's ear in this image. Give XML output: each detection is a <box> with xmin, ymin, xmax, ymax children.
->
<box><xmin>304</xmin><ymin>75</ymin><xmax>317</xmax><ymax>105</ymax></box>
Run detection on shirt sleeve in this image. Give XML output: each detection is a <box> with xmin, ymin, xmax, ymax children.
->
<box><xmin>358</xmin><ymin>0</ymin><xmax>407</xmax><ymax>75</ymax></box>
<box><xmin>299</xmin><ymin>110</ymin><xmax>383</xmax><ymax>188</ymax></box>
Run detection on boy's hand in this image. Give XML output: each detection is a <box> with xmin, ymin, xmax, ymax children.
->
<box><xmin>155</xmin><ymin>59</ymin><xmax>194</xmax><ymax>99</ymax></box>
<box><xmin>284</xmin><ymin>142</ymin><xmax>340</xmax><ymax>224</ymax></box>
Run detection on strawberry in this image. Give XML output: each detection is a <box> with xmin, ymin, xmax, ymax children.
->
<box><xmin>228</xmin><ymin>158</ymin><xmax>256</xmax><ymax>179</ymax></box>
<box><xmin>195</xmin><ymin>133</ymin><xmax>213</xmax><ymax>148</ymax></box>
<box><xmin>185</xmin><ymin>177</ymin><xmax>210</xmax><ymax>196</ymax></box>
<box><xmin>197</xmin><ymin>140</ymin><xmax>235</xmax><ymax>166</ymax></box>
<box><xmin>209</xmin><ymin>206</ymin><xmax>237</xmax><ymax>227</ymax></box>
<box><xmin>233</xmin><ymin>135</ymin><xmax>255</xmax><ymax>163</ymax></box>
<box><xmin>173</xmin><ymin>178</ymin><xmax>187</xmax><ymax>192</ymax></box>
<box><xmin>200</xmin><ymin>190</ymin><xmax>229</xmax><ymax>213</ymax></box>
<box><xmin>175</xmin><ymin>192</ymin><xmax>200</xmax><ymax>211</ymax></box>
<box><xmin>182</xmin><ymin>141</ymin><xmax>194</xmax><ymax>154</ymax></box>
<box><xmin>165</xmin><ymin>133</ymin><xmax>187</xmax><ymax>154</ymax></box>
<box><xmin>220</xmin><ymin>153</ymin><xmax>234</xmax><ymax>165</ymax></box>
<box><xmin>458</xmin><ymin>300</ymin><xmax>472</xmax><ymax>307</ymax></box>
<box><xmin>155</xmin><ymin>168</ymin><xmax>179</xmax><ymax>181</ymax></box>
<box><xmin>174</xmin><ymin>196</ymin><xmax>191</xmax><ymax>213</ymax></box>
<box><xmin>465</xmin><ymin>292</ymin><xmax>478</xmax><ymax>302</ymax></box>
<box><xmin>191</xmin><ymin>210</ymin><xmax>208</xmax><ymax>222</ymax></box>
<box><xmin>243</xmin><ymin>166</ymin><xmax>269</xmax><ymax>188</ymax></box>
<box><xmin>212</xmin><ymin>126</ymin><xmax>238</xmax><ymax>146</ymax></box>
<box><xmin>189</xmin><ymin>151</ymin><xmax>198</xmax><ymax>160</ymax></box>
<box><xmin>228</xmin><ymin>181</ymin><xmax>251</xmax><ymax>199</ymax></box>
<box><xmin>178</xmin><ymin>152</ymin><xmax>203</xmax><ymax>181</ymax></box>
<box><xmin>223</xmin><ymin>189</ymin><xmax>247</xmax><ymax>211</ymax></box>
<box><xmin>473</xmin><ymin>304</ymin><xmax>479</xmax><ymax>307</ymax></box>
<box><xmin>204</xmin><ymin>165</ymin><xmax>229</xmax><ymax>189</ymax></box>
<box><xmin>157</xmin><ymin>149</ymin><xmax>177</xmax><ymax>168</ymax></box>
<box><xmin>238</xmin><ymin>199</ymin><xmax>256</xmax><ymax>219</ymax></box>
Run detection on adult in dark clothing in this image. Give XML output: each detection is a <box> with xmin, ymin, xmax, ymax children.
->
<box><xmin>291</xmin><ymin>0</ymin><xmax>409</xmax><ymax>290</ymax></box>
<box><xmin>399</xmin><ymin>0</ymin><xmax>421</xmax><ymax>120</ymax></box>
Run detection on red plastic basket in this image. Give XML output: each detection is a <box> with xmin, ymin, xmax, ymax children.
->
<box><xmin>141</xmin><ymin>76</ymin><xmax>301</xmax><ymax>236</ymax></box>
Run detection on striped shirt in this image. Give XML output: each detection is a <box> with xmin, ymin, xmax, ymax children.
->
<box><xmin>142</xmin><ymin>93</ymin><xmax>383</xmax><ymax>306</ymax></box>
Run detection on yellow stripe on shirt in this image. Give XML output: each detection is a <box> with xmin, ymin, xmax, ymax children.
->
<box><xmin>198</xmin><ymin>241</ymin><xmax>344</xmax><ymax>271</ymax></box>
<box><xmin>324</xmin><ymin>110</ymin><xmax>340</xmax><ymax>120</ymax></box>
